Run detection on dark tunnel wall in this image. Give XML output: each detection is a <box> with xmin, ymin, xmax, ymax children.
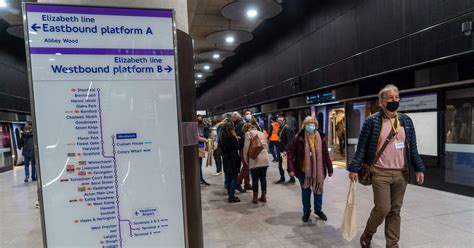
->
<box><xmin>0</xmin><ymin>19</ymin><xmax>30</xmax><ymax>113</ymax></box>
<box><xmin>197</xmin><ymin>0</ymin><xmax>474</xmax><ymax>114</ymax></box>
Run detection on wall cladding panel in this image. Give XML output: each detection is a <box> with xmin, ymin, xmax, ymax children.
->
<box><xmin>197</xmin><ymin>0</ymin><xmax>474</xmax><ymax>113</ymax></box>
<box><xmin>407</xmin><ymin>13</ymin><xmax>473</xmax><ymax>65</ymax></box>
<box><xmin>356</xmin><ymin>0</ymin><xmax>404</xmax><ymax>52</ymax></box>
<box><xmin>404</xmin><ymin>0</ymin><xmax>474</xmax><ymax>34</ymax></box>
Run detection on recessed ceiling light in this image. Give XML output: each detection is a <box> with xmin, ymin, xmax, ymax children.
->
<box><xmin>247</xmin><ymin>9</ymin><xmax>258</xmax><ymax>18</ymax></box>
<box><xmin>225</xmin><ymin>36</ymin><xmax>234</xmax><ymax>43</ymax></box>
<box><xmin>203</xmin><ymin>65</ymin><xmax>210</xmax><ymax>70</ymax></box>
<box><xmin>0</xmin><ymin>0</ymin><xmax>7</xmax><ymax>8</ymax></box>
<box><xmin>212</xmin><ymin>54</ymin><xmax>220</xmax><ymax>59</ymax></box>
<box><xmin>197</xmin><ymin>74</ymin><xmax>203</xmax><ymax>78</ymax></box>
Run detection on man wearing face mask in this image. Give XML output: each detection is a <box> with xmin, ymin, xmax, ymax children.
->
<box><xmin>231</xmin><ymin>112</ymin><xmax>252</xmax><ymax>192</ymax></box>
<box><xmin>275</xmin><ymin>116</ymin><xmax>296</xmax><ymax>184</ymax></box>
<box><xmin>287</xmin><ymin>116</ymin><xmax>333</xmax><ymax>223</ymax></box>
<box><xmin>348</xmin><ymin>84</ymin><xmax>425</xmax><ymax>248</ymax></box>
<box><xmin>244</xmin><ymin>110</ymin><xmax>263</xmax><ymax>132</ymax></box>
<box><xmin>19</xmin><ymin>123</ymin><xmax>36</xmax><ymax>183</ymax></box>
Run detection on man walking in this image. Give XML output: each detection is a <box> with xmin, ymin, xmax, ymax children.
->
<box><xmin>275</xmin><ymin>116</ymin><xmax>296</xmax><ymax>184</ymax></box>
<box><xmin>268</xmin><ymin>116</ymin><xmax>280</xmax><ymax>162</ymax></box>
<box><xmin>348</xmin><ymin>84</ymin><xmax>425</xmax><ymax>248</ymax></box>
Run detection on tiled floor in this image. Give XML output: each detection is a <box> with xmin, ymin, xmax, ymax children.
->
<box><xmin>1</xmin><ymin>163</ymin><xmax>473</xmax><ymax>247</ymax></box>
<box><xmin>200</xmin><ymin>161</ymin><xmax>474</xmax><ymax>248</ymax></box>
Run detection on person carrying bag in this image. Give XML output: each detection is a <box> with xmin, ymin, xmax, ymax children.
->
<box><xmin>243</xmin><ymin>123</ymin><xmax>270</xmax><ymax>204</ymax></box>
<box><xmin>341</xmin><ymin>181</ymin><xmax>357</xmax><ymax>241</ymax></box>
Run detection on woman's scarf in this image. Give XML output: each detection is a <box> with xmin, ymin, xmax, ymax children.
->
<box><xmin>303</xmin><ymin>131</ymin><xmax>325</xmax><ymax>194</ymax></box>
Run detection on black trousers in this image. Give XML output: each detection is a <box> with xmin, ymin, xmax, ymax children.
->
<box><xmin>250</xmin><ymin>167</ymin><xmax>268</xmax><ymax>193</ymax></box>
<box><xmin>278</xmin><ymin>155</ymin><xmax>285</xmax><ymax>180</ymax></box>
<box><xmin>278</xmin><ymin>155</ymin><xmax>295</xmax><ymax>181</ymax></box>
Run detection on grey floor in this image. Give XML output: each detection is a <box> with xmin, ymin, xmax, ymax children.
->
<box><xmin>1</xmin><ymin>163</ymin><xmax>473</xmax><ymax>247</ymax></box>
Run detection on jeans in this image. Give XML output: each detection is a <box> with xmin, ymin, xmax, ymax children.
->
<box><xmin>198</xmin><ymin>158</ymin><xmax>204</xmax><ymax>182</ymax></box>
<box><xmin>250</xmin><ymin>167</ymin><xmax>268</xmax><ymax>193</ymax></box>
<box><xmin>24</xmin><ymin>156</ymin><xmax>36</xmax><ymax>180</ymax></box>
<box><xmin>225</xmin><ymin>173</ymin><xmax>238</xmax><ymax>197</ymax></box>
<box><xmin>297</xmin><ymin>175</ymin><xmax>323</xmax><ymax>213</ymax></box>
<box><xmin>213</xmin><ymin>153</ymin><xmax>222</xmax><ymax>173</ymax></box>
<box><xmin>268</xmin><ymin>141</ymin><xmax>279</xmax><ymax>160</ymax></box>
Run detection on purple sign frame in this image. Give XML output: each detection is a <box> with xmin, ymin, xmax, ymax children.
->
<box><xmin>26</xmin><ymin>4</ymin><xmax>172</xmax><ymax>18</ymax></box>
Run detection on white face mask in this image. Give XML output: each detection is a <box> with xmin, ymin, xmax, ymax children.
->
<box><xmin>245</xmin><ymin>115</ymin><xmax>252</xmax><ymax>121</ymax></box>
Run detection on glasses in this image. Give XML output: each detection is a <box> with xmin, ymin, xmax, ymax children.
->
<box><xmin>384</xmin><ymin>97</ymin><xmax>400</xmax><ymax>102</ymax></box>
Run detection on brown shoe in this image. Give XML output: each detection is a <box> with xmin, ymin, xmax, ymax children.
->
<box><xmin>259</xmin><ymin>192</ymin><xmax>267</xmax><ymax>202</ymax></box>
<box><xmin>360</xmin><ymin>231</ymin><xmax>372</xmax><ymax>248</ymax></box>
<box><xmin>252</xmin><ymin>192</ymin><xmax>258</xmax><ymax>204</ymax></box>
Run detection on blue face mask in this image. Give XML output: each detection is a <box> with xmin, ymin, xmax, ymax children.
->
<box><xmin>305</xmin><ymin>124</ymin><xmax>316</xmax><ymax>133</ymax></box>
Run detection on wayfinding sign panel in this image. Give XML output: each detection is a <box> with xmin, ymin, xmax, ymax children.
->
<box><xmin>23</xmin><ymin>4</ymin><xmax>186</xmax><ymax>247</ymax></box>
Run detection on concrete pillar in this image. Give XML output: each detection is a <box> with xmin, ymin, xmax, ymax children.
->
<box><xmin>38</xmin><ymin>0</ymin><xmax>189</xmax><ymax>33</ymax></box>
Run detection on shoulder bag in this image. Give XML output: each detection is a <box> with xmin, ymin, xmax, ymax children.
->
<box><xmin>358</xmin><ymin>128</ymin><xmax>396</xmax><ymax>186</ymax></box>
<box><xmin>248</xmin><ymin>132</ymin><xmax>264</xmax><ymax>160</ymax></box>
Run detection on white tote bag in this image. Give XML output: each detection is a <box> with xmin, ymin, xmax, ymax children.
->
<box><xmin>280</xmin><ymin>152</ymin><xmax>287</xmax><ymax>170</ymax></box>
<box><xmin>341</xmin><ymin>181</ymin><xmax>357</xmax><ymax>241</ymax></box>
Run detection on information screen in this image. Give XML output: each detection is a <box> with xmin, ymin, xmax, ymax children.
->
<box><xmin>23</xmin><ymin>4</ymin><xmax>185</xmax><ymax>247</ymax></box>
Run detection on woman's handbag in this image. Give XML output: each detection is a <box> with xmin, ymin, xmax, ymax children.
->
<box><xmin>341</xmin><ymin>181</ymin><xmax>357</xmax><ymax>241</ymax></box>
<box><xmin>248</xmin><ymin>133</ymin><xmax>264</xmax><ymax>160</ymax></box>
<box><xmin>358</xmin><ymin>128</ymin><xmax>397</xmax><ymax>186</ymax></box>
<box><xmin>198</xmin><ymin>148</ymin><xmax>206</xmax><ymax>158</ymax></box>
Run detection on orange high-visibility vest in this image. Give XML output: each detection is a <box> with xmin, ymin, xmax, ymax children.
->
<box><xmin>269</xmin><ymin>122</ymin><xmax>280</xmax><ymax>141</ymax></box>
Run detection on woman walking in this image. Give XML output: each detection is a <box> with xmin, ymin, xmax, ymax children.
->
<box><xmin>287</xmin><ymin>116</ymin><xmax>333</xmax><ymax>222</ymax></box>
<box><xmin>243</xmin><ymin>123</ymin><xmax>270</xmax><ymax>204</ymax></box>
<box><xmin>219</xmin><ymin>122</ymin><xmax>242</xmax><ymax>203</ymax></box>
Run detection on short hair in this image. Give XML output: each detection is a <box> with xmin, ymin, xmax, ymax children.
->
<box><xmin>231</xmin><ymin>112</ymin><xmax>241</xmax><ymax>118</ymax></box>
<box><xmin>244</xmin><ymin>110</ymin><xmax>251</xmax><ymax>115</ymax></box>
<box><xmin>277</xmin><ymin>116</ymin><xmax>285</xmax><ymax>121</ymax></box>
<box><xmin>378</xmin><ymin>84</ymin><xmax>399</xmax><ymax>103</ymax></box>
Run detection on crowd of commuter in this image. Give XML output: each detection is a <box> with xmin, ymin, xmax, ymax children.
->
<box><xmin>197</xmin><ymin>84</ymin><xmax>426</xmax><ymax>248</ymax></box>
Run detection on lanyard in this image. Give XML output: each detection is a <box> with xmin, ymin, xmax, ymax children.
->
<box><xmin>378</xmin><ymin>112</ymin><xmax>400</xmax><ymax>144</ymax></box>
<box><xmin>278</xmin><ymin>125</ymin><xmax>286</xmax><ymax>137</ymax></box>
<box><xmin>309</xmin><ymin>134</ymin><xmax>317</xmax><ymax>149</ymax></box>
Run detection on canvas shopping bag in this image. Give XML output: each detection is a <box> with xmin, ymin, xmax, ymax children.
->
<box><xmin>280</xmin><ymin>152</ymin><xmax>288</xmax><ymax>170</ymax></box>
<box><xmin>341</xmin><ymin>181</ymin><xmax>357</xmax><ymax>241</ymax></box>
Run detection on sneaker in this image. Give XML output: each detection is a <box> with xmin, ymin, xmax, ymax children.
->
<box><xmin>32</xmin><ymin>178</ymin><xmax>37</xmax><ymax>182</ymax></box>
<box><xmin>274</xmin><ymin>179</ymin><xmax>285</xmax><ymax>184</ymax></box>
<box><xmin>302</xmin><ymin>212</ymin><xmax>311</xmax><ymax>223</ymax></box>
<box><xmin>212</xmin><ymin>172</ymin><xmax>222</xmax><ymax>176</ymax></box>
<box><xmin>244</xmin><ymin>184</ymin><xmax>252</xmax><ymax>190</ymax></box>
<box><xmin>34</xmin><ymin>201</ymin><xmax>40</xmax><ymax>209</ymax></box>
<box><xmin>201</xmin><ymin>181</ymin><xmax>211</xmax><ymax>186</ymax></box>
<box><xmin>24</xmin><ymin>177</ymin><xmax>29</xmax><ymax>183</ymax></box>
<box><xmin>237</xmin><ymin>186</ymin><xmax>246</xmax><ymax>193</ymax></box>
<box><xmin>228</xmin><ymin>196</ymin><xmax>241</xmax><ymax>203</ymax></box>
<box><xmin>315</xmin><ymin>211</ymin><xmax>328</xmax><ymax>221</ymax></box>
